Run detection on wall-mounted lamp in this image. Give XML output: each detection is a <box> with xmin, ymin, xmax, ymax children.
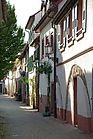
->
<box><xmin>45</xmin><ymin>42</ymin><xmax>52</xmax><ymax>56</ymax></box>
<box><xmin>19</xmin><ymin>67</ymin><xmax>26</xmax><ymax>77</ymax></box>
<box><xmin>45</xmin><ymin>42</ymin><xmax>58</xmax><ymax>64</ymax></box>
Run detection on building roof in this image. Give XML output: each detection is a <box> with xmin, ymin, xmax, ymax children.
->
<box><xmin>19</xmin><ymin>43</ymin><xmax>29</xmax><ymax>59</ymax></box>
<box><xmin>30</xmin><ymin>35</ymin><xmax>40</xmax><ymax>48</ymax></box>
<box><xmin>34</xmin><ymin>1</ymin><xmax>58</xmax><ymax>32</ymax></box>
<box><xmin>53</xmin><ymin>0</ymin><xmax>77</xmax><ymax>24</ymax></box>
<box><xmin>25</xmin><ymin>10</ymin><xmax>41</xmax><ymax>30</ymax></box>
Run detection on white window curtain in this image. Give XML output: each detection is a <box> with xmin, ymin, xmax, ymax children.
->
<box><xmin>72</xmin><ymin>7</ymin><xmax>75</xmax><ymax>39</ymax></box>
<box><xmin>74</xmin><ymin>4</ymin><xmax>78</xmax><ymax>38</ymax></box>
<box><xmin>63</xmin><ymin>19</ymin><xmax>66</xmax><ymax>47</ymax></box>
<box><xmin>82</xmin><ymin>0</ymin><xmax>86</xmax><ymax>32</ymax></box>
<box><xmin>72</xmin><ymin>3</ymin><xmax>78</xmax><ymax>40</ymax></box>
<box><xmin>66</xmin><ymin>14</ymin><xmax>70</xmax><ymax>45</ymax></box>
<box><xmin>57</xmin><ymin>24</ymin><xmax>61</xmax><ymax>49</ymax></box>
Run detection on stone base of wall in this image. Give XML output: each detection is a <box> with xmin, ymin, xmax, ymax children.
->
<box><xmin>39</xmin><ymin>95</ymin><xmax>47</xmax><ymax>113</ymax></box>
<box><xmin>39</xmin><ymin>95</ymin><xmax>93</xmax><ymax>133</ymax></box>
<box><xmin>57</xmin><ymin>108</ymin><xmax>92</xmax><ymax>133</ymax></box>
<box><xmin>92</xmin><ymin>119</ymin><xmax>93</xmax><ymax>133</ymax></box>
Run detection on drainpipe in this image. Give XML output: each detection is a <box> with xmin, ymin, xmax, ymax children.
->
<box><xmin>53</xmin><ymin>24</ymin><xmax>57</xmax><ymax>118</ymax></box>
<box><xmin>92</xmin><ymin>65</ymin><xmax>93</xmax><ymax>118</ymax></box>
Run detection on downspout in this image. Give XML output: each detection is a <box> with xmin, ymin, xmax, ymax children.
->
<box><xmin>92</xmin><ymin>65</ymin><xmax>93</xmax><ymax>118</ymax></box>
<box><xmin>53</xmin><ymin>24</ymin><xmax>57</xmax><ymax>118</ymax></box>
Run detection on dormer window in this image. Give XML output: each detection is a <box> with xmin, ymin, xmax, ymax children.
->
<box><xmin>46</xmin><ymin>0</ymin><xmax>50</xmax><ymax>11</ymax></box>
<box><xmin>41</xmin><ymin>0</ymin><xmax>47</xmax><ymax>17</ymax></box>
<box><xmin>41</xmin><ymin>0</ymin><xmax>51</xmax><ymax>17</ymax></box>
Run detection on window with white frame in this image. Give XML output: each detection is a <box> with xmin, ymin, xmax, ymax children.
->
<box><xmin>58</xmin><ymin>0</ymin><xmax>87</xmax><ymax>52</ymax></box>
<box><xmin>58</xmin><ymin>13</ymin><xmax>71</xmax><ymax>51</ymax></box>
<box><xmin>41</xmin><ymin>38</ymin><xmax>44</xmax><ymax>58</ymax></box>
<box><xmin>72</xmin><ymin>2</ymin><xmax>78</xmax><ymax>40</ymax></box>
<box><xmin>82</xmin><ymin>0</ymin><xmax>86</xmax><ymax>33</ymax></box>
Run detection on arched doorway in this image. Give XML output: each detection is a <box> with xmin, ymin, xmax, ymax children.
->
<box><xmin>65</xmin><ymin>64</ymin><xmax>91</xmax><ymax>132</ymax></box>
<box><xmin>73</xmin><ymin>77</ymin><xmax>77</xmax><ymax>126</ymax></box>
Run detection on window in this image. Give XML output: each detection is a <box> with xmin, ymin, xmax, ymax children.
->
<box><xmin>59</xmin><ymin>0</ymin><xmax>87</xmax><ymax>52</ymax></box>
<box><xmin>77</xmin><ymin>0</ymin><xmax>82</xmax><ymax>35</ymax></box>
<box><xmin>45</xmin><ymin>34</ymin><xmax>53</xmax><ymax>56</ymax></box>
<box><xmin>34</xmin><ymin>47</ymin><xmax>39</xmax><ymax>60</ymax></box>
<box><xmin>45</xmin><ymin>35</ymin><xmax>49</xmax><ymax>45</ymax></box>
<box><xmin>72</xmin><ymin>2</ymin><xmax>78</xmax><ymax>40</ymax></box>
<box><xmin>82</xmin><ymin>0</ymin><xmax>86</xmax><ymax>33</ymax></box>
<box><xmin>59</xmin><ymin>13</ymin><xmax>71</xmax><ymax>51</ymax></box>
<box><xmin>42</xmin><ymin>38</ymin><xmax>44</xmax><ymax>58</ymax></box>
<box><xmin>50</xmin><ymin>33</ymin><xmax>54</xmax><ymax>51</ymax></box>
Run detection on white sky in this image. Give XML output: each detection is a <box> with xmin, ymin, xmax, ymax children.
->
<box><xmin>7</xmin><ymin>0</ymin><xmax>41</xmax><ymax>29</ymax></box>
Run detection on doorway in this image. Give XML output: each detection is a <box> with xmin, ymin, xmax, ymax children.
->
<box><xmin>50</xmin><ymin>83</ymin><xmax>54</xmax><ymax>115</ymax></box>
<box><xmin>73</xmin><ymin>77</ymin><xmax>78</xmax><ymax>126</ymax></box>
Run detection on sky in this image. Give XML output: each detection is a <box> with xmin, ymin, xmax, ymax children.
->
<box><xmin>7</xmin><ymin>0</ymin><xmax>41</xmax><ymax>29</ymax></box>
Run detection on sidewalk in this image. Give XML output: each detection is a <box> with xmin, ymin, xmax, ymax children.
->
<box><xmin>0</xmin><ymin>95</ymin><xmax>93</xmax><ymax>139</ymax></box>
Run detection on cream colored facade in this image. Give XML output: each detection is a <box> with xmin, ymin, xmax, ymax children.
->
<box><xmin>55</xmin><ymin>0</ymin><xmax>93</xmax><ymax>133</ymax></box>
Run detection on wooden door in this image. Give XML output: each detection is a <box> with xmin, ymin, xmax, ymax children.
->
<box><xmin>73</xmin><ymin>77</ymin><xmax>78</xmax><ymax>126</ymax></box>
<box><xmin>51</xmin><ymin>83</ymin><xmax>54</xmax><ymax>115</ymax></box>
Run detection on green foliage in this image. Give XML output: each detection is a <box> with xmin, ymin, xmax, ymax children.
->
<box><xmin>21</xmin><ymin>77</ymin><xmax>29</xmax><ymax>85</ymax></box>
<box><xmin>37</xmin><ymin>61</ymin><xmax>52</xmax><ymax>75</ymax></box>
<box><xmin>30</xmin><ymin>77</ymin><xmax>36</xmax><ymax>108</ymax></box>
<box><xmin>27</xmin><ymin>56</ymin><xmax>34</xmax><ymax>72</ymax></box>
<box><xmin>0</xmin><ymin>2</ymin><xmax>24</xmax><ymax>80</ymax></box>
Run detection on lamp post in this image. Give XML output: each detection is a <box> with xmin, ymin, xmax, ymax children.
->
<box><xmin>53</xmin><ymin>25</ymin><xmax>57</xmax><ymax>118</ymax></box>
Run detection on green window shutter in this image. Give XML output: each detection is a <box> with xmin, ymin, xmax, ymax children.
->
<box><xmin>28</xmin><ymin>56</ymin><xmax>34</xmax><ymax>71</ymax></box>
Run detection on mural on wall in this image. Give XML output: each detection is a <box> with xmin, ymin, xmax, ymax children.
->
<box><xmin>65</xmin><ymin>64</ymin><xmax>91</xmax><ymax>119</ymax></box>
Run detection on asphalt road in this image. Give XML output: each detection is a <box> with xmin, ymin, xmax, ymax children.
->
<box><xmin>0</xmin><ymin>95</ymin><xmax>92</xmax><ymax>139</ymax></box>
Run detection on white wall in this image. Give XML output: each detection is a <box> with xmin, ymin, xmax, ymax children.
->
<box><xmin>56</xmin><ymin>50</ymin><xmax>93</xmax><ymax>117</ymax></box>
<box><xmin>57</xmin><ymin>0</ymin><xmax>93</xmax><ymax>62</ymax></box>
<box><xmin>39</xmin><ymin>21</ymin><xmax>54</xmax><ymax>96</ymax></box>
<box><xmin>56</xmin><ymin>0</ymin><xmax>93</xmax><ymax>118</ymax></box>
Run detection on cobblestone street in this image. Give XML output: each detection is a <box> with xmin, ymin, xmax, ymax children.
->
<box><xmin>0</xmin><ymin>95</ymin><xmax>92</xmax><ymax>139</ymax></box>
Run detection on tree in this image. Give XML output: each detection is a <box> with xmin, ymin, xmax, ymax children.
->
<box><xmin>0</xmin><ymin>2</ymin><xmax>24</xmax><ymax>80</ymax></box>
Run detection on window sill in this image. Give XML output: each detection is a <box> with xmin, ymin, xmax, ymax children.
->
<box><xmin>60</xmin><ymin>43</ymin><xmax>65</xmax><ymax>52</ymax></box>
<box><xmin>76</xmin><ymin>28</ymin><xmax>84</xmax><ymax>41</ymax></box>
<box><xmin>67</xmin><ymin>36</ymin><xmax>74</xmax><ymax>47</ymax></box>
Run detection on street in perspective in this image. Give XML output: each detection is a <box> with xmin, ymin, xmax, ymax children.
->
<box><xmin>0</xmin><ymin>95</ymin><xmax>92</xmax><ymax>139</ymax></box>
<box><xmin>0</xmin><ymin>0</ymin><xmax>93</xmax><ymax>138</ymax></box>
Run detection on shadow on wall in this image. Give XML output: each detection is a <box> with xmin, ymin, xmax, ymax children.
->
<box><xmin>56</xmin><ymin>49</ymin><xmax>67</xmax><ymax>120</ymax></box>
<box><xmin>56</xmin><ymin>48</ymin><xmax>93</xmax><ymax>133</ymax></box>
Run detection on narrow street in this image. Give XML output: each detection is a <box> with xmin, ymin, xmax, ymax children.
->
<box><xmin>0</xmin><ymin>95</ymin><xmax>92</xmax><ymax>139</ymax></box>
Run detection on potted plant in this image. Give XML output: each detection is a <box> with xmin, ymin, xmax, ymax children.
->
<box><xmin>36</xmin><ymin>61</ymin><xmax>52</xmax><ymax>75</ymax></box>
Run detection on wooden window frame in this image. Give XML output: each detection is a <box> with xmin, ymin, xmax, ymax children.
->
<box><xmin>76</xmin><ymin>0</ymin><xmax>87</xmax><ymax>41</ymax></box>
<box><xmin>59</xmin><ymin>0</ymin><xmax>87</xmax><ymax>52</ymax></box>
<box><xmin>42</xmin><ymin>38</ymin><xmax>44</xmax><ymax>58</ymax></box>
<box><xmin>50</xmin><ymin>33</ymin><xmax>54</xmax><ymax>51</ymax></box>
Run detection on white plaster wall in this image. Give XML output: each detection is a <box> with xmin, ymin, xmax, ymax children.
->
<box><xmin>29</xmin><ymin>46</ymin><xmax>35</xmax><ymax>57</ymax></box>
<box><xmin>57</xmin><ymin>0</ymin><xmax>93</xmax><ymax>63</ymax></box>
<box><xmin>39</xmin><ymin>21</ymin><xmax>54</xmax><ymax>96</ymax></box>
<box><xmin>56</xmin><ymin>64</ymin><xmax>67</xmax><ymax>109</ymax></box>
<box><xmin>56</xmin><ymin>50</ymin><xmax>93</xmax><ymax>117</ymax></box>
<box><xmin>39</xmin><ymin>74</ymin><xmax>48</xmax><ymax>96</ymax></box>
<box><xmin>77</xmin><ymin>77</ymin><xmax>91</xmax><ymax>117</ymax></box>
<box><xmin>56</xmin><ymin>0</ymin><xmax>93</xmax><ymax>118</ymax></box>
